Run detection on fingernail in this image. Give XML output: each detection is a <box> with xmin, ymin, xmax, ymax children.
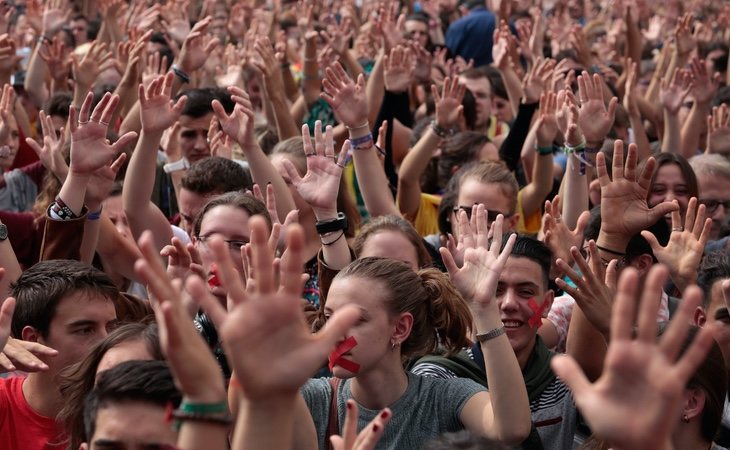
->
<box><xmin>381</xmin><ymin>410</ymin><xmax>389</xmax><ymax>419</ymax></box>
<box><xmin>373</xmin><ymin>424</ymin><xmax>379</xmax><ymax>432</ymax></box>
<box><xmin>346</xmin><ymin>401</ymin><xmax>353</xmax><ymax>410</ymax></box>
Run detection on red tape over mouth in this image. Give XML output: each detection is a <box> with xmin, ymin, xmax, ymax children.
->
<box><xmin>527</xmin><ymin>298</ymin><xmax>548</xmax><ymax>329</ymax></box>
<box><xmin>328</xmin><ymin>336</ymin><xmax>360</xmax><ymax>373</ymax></box>
<box><xmin>207</xmin><ymin>263</ymin><xmax>221</xmax><ymax>288</ymax></box>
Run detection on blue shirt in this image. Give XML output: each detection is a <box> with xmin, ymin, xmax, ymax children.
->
<box><xmin>445</xmin><ymin>7</ymin><xmax>497</xmax><ymax>67</ymax></box>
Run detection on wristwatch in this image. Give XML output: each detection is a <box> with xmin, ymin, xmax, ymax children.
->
<box><xmin>163</xmin><ymin>158</ymin><xmax>190</xmax><ymax>174</ymax></box>
<box><xmin>0</xmin><ymin>223</ymin><xmax>8</xmax><ymax>241</ymax></box>
<box><xmin>315</xmin><ymin>212</ymin><xmax>348</xmax><ymax>235</ymax></box>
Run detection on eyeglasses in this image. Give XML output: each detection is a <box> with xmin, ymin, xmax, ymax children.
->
<box><xmin>452</xmin><ymin>205</ymin><xmax>509</xmax><ymax>223</ymax></box>
<box><xmin>699</xmin><ymin>199</ymin><xmax>730</xmax><ymax>214</ymax></box>
<box><xmin>196</xmin><ymin>235</ymin><xmax>248</xmax><ymax>251</ymax></box>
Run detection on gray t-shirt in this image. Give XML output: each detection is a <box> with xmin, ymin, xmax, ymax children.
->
<box><xmin>0</xmin><ymin>169</ymin><xmax>36</xmax><ymax>212</ymax></box>
<box><xmin>301</xmin><ymin>372</ymin><xmax>485</xmax><ymax>450</ymax></box>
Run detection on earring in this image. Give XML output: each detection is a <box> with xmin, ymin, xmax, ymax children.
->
<box><xmin>391</xmin><ymin>341</ymin><xmax>399</xmax><ymax>350</ymax></box>
<box><xmin>682</xmin><ymin>414</ymin><xmax>690</xmax><ymax>423</ymax></box>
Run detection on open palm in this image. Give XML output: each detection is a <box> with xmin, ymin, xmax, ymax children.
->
<box><xmin>139</xmin><ymin>72</ymin><xmax>187</xmax><ymax>134</ymax></box>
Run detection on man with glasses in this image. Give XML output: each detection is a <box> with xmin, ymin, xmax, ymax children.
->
<box><xmin>690</xmin><ymin>154</ymin><xmax>730</xmax><ymax>248</ymax></box>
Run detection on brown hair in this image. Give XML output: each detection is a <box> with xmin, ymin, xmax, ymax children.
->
<box><xmin>438</xmin><ymin>161</ymin><xmax>519</xmax><ymax>236</ymax></box>
<box><xmin>336</xmin><ymin>257</ymin><xmax>473</xmax><ymax>357</ymax></box>
<box><xmin>647</xmin><ymin>153</ymin><xmax>699</xmax><ymax>202</ymax></box>
<box><xmin>58</xmin><ymin>321</ymin><xmax>163</xmax><ymax>450</ymax></box>
<box><xmin>352</xmin><ymin>215</ymin><xmax>432</xmax><ymax>268</ymax></box>
<box><xmin>192</xmin><ymin>191</ymin><xmax>271</xmax><ymax>238</ymax></box>
<box><xmin>437</xmin><ymin>131</ymin><xmax>492</xmax><ymax>189</ymax></box>
<box><xmin>272</xmin><ymin>136</ymin><xmax>361</xmax><ymax>238</ymax></box>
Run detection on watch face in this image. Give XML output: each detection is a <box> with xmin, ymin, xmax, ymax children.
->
<box><xmin>0</xmin><ymin>224</ymin><xmax>8</xmax><ymax>241</ymax></box>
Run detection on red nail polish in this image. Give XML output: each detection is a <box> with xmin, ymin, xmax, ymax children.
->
<box><xmin>381</xmin><ymin>410</ymin><xmax>389</xmax><ymax>419</ymax></box>
<box><xmin>373</xmin><ymin>424</ymin><xmax>379</xmax><ymax>432</ymax></box>
<box><xmin>346</xmin><ymin>401</ymin><xmax>353</xmax><ymax>410</ymax></box>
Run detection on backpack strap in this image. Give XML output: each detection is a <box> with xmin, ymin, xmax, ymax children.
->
<box><xmin>325</xmin><ymin>377</ymin><xmax>342</xmax><ymax>450</ymax></box>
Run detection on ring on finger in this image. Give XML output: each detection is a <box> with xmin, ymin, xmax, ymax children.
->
<box><xmin>78</xmin><ymin>120</ymin><xmax>89</xmax><ymax>125</ymax></box>
<box><xmin>672</xmin><ymin>227</ymin><xmax>684</xmax><ymax>232</ymax></box>
<box><xmin>305</xmin><ymin>152</ymin><xmax>316</xmax><ymax>157</ymax></box>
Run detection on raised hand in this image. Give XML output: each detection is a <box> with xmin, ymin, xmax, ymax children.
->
<box><xmin>674</xmin><ymin>13</ymin><xmax>696</xmax><ymax>57</ymax></box>
<box><xmin>26</xmin><ymin>110</ymin><xmax>68</xmax><ymax>180</ymax></box>
<box><xmin>432</xmin><ymin>76</ymin><xmax>465</xmax><ymax>130</ymax></box>
<box><xmin>134</xmin><ymin>231</ymin><xmax>226</xmax><ymax>403</ymax></box>
<box><xmin>522</xmin><ymin>57</ymin><xmax>555</xmax><ymax>105</ymax></box>
<box><xmin>641</xmin><ymin>198</ymin><xmax>711</xmax><ymax>292</ymax></box>
<box><xmin>71</xmin><ymin>42</ymin><xmax>116</xmax><ymax>92</ymax></box>
<box><xmin>0</xmin><ymin>337</ymin><xmax>57</xmax><ymax>373</ymax></box>
<box><xmin>41</xmin><ymin>0</ymin><xmax>71</xmax><ymax>36</ymax></box>
<box><xmin>577</xmin><ymin>71</ymin><xmax>618</xmax><ymax>145</ymax></box>
<box><xmin>659</xmin><ymin>68</ymin><xmax>692</xmax><ymax>115</ymax></box>
<box><xmin>321</xmin><ymin>17</ymin><xmax>354</xmax><ymax>56</ymax></box>
<box><xmin>0</xmin><ymin>84</ymin><xmax>13</xmax><ymax>145</ymax></box>
<box><xmin>212</xmin><ymin>86</ymin><xmax>256</xmax><ymax>150</ymax></box>
<box><xmin>706</xmin><ymin>104</ymin><xmax>730</xmax><ymax>155</ymax></box>
<box><xmin>555</xmin><ymin>241</ymin><xmax>617</xmax><ymax>338</ymax></box>
<box><xmin>689</xmin><ymin>57</ymin><xmax>720</xmax><ymax>105</ymax></box>
<box><xmin>281</xmin><ymin>121</ymin><xmax>348</xmax><ymax>218</ymax></box>
<box><xmin>0</xmin><ymin>35</ymin><xmax>20</xmax><ymax>76</ymax></box>
<box><xmin>251</xmin><ymin>37</ymin><xmax>285</xmax><ymax>95</ymax></box>
<box><xmin>321</xmin><ymin>62</ymin><xmax>368</xmax><ymax>129</ymax></box>
<box><xmin>330</xmin><ymin>400</ymin><xmax>392</xmax><ymax>450</ymax></box>
<box><xmin>38</xmin><ymin>37</ymin><xmax>68</xmax><ymax>83</ymax></box>
<box><xmin>535</xmin><ymin>91</ymin><xmax>559</xmax><ymax>146</ymax></box>
<box><xmin>177</xmin><ymin>16</ymin><xmax>220</xmax><ymax>73</ymax></box>
<box><xmin>599</xmin><ymin>141</ymin><xmax>679</xmax><ymax>240</ymax></box>
<box><xmin>541</xmin><ymin>195</ymin><xmax>590</xmax><ymax>273</ymax></box>
<box><xmin>69</xmin><ymin>92</ymin><xmax>137</xmax><ymax>175</ymax></box>
<box><xmin>551</xmin><ymin>265</ymin><xmax>716</xmax><ymax>450</ymax></box>
<box><xmin>383</xmin><ymin>45</ymin><xmax>415</xmax><ymax>93</ymax></box>
<box><xmin>138</xmin><ymin>72</ymin><xmax>188</xmax><ymax>134</ymax></box>
<box><xmin>622</xmin><ymin>59</ymin><xmax>640</xmax><ymax>117</ymax></box>
<box><xmin>194</xmin><ymin>218</ymin><xmax>361</xmax><ymax>402</ymax></box>
<box><xmin>440</xmin><ymin>204</ymin><xmax>517</xmax><ymax>305</ymax></box>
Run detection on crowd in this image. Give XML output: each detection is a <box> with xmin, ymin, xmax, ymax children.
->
<box><xmin>0</xmin><ymin>0</ymin><xmax>727</xmax><ymax>449</ymax></box>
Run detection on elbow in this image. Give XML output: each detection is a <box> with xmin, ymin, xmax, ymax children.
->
<box><xmin>499</xmin><ymin>418</ymin><xmax>532</xmax><ymax>445</ymax></box>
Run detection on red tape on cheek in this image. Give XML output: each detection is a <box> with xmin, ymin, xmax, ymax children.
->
<box><xmin>328</xmin><ymin>336</ymin><xmax>360</xmax><ymax>373</ymax></box>
<box><xmin>527</xmin><ymin>298</ymin><xmax>548</xmax><ymax>329</ymax></box>
<box><xmin>207</xmin><ymin>263</ymin><xmax>221</xmax><ymax>288</ymax></box>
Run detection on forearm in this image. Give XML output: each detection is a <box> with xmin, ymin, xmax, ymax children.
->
<box><xmin>119</xmin><ymin>101</ymin><xmax>143</xmax><ymax>135</ymax></box>
<box><xmin>350</xmin><ymin>126</ymin><xmax>400</xmax><ymax>217</ymax></box>
<box><xmin>340</xmin><ymin>50</ymin><xmax>364</xmax><ymax>80</ymax></box>
<box><xmin>396</xmin><ymin>128</ymin><xmax>439</xmax><ymax>217</ymax></box>
<box><xmin>24</xmin><ymin>46</ymin><xmax>49</xmax><ymax>107</ymax></box>
<box><xmin>625</xmin><ymin>18</ymin><xmax>642</xmax><ymax>68</ymax></box>
<box><xmin>561</xmin><ymin>155</ymin><xmax>589</xmax><ymax>229</ymax></box>
<box><xmin>521</xmin><ymin>148</ymin><xmax>554</xmax><ymax>218</ymax></box>
<box><xmin>0</xmin><ymin>235</ymin><xmax>21</xmax><ymax>300</ymax></box>
<box><xmin>499</xmin><ymin>66</ymin><xmax>523</xmax><ymax>118</ymax></box>
<box><xmin>629</xmin><ymin>112</ymin><xmax>651</xmax><ymax>162</ymax></box>
<box><xmin>565</xmin><ymin>305</ymin><xmax>607</xmax><ymax>382</ymax></box>
<box><xmin>95</xmin><ymin>215</ymin><xmax>143</xmax><ymax>282</ymax></box>
<box><xmin>474</xmin><ymin>305</ymin><xmax>531</xmax><ymax>443</ymax></box>
<box><xmin>679</xmin><ymin>102</ymin><xmax>710</xmax><ymax>158</ymax></box>
<box><xmin>241</xmin><ymin>142</ymin><xmax>296</xmax><ymax>219</ymax></box>
<box><xmin>268</xmin><ymin>91</ymin><xmax>299</xmax><ymax>141</ymax></box>
<box><xmin>661</xmin><ymin>110</ymin><xmax>681</xmax><ymax>154</ymax></box>
<box><xmin>500</xmin><ymin>102</ymin><xmax>538</xmax><ymax>172</ymax></box>
<box><xmin>79</xmin><ymin>209</ymin><xmax>101</xmax><ymax>265</ymax></box>
<box><xmin>365</xmin><ymin>54</ymin><xmax>385</xmax><ymax>127</ymax></box>
<box><xmin>301</xmin><ymin>39</ymin><xmax>320</xmax><ymax>104</ymax></box>
<box><xmin>281</xmin><ymin>65</ymin><xmax>299</xmax><ymax>103</ymax></box>
<box><xmin>112</xmin><ymin>81</ymin><xmax>139</xmax><ymax>122</ymax></box>
<box><xmin>231</xmin><ymin>397</ymin><xmax>299</xmax><ymax>450</ymax></box>
<box><xmin>58</xmin><ymin>171</ymin><xmax>90</xmax><ymax>216</ymax></box>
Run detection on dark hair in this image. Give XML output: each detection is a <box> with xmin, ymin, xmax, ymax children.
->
<box><xmin>83</xmin><ymin>360</ymin><xmax>181</xmax><ymax>442</ymax></box>
<box><xmin>59</xmin><ymin>322</ymin><xmax>163</xmax><ymax>450</ymax></box>
<box><xmin>44</xmin><ymin>92</ymin><xmax>73</xmax><ymax>121</ymax></box>
<box><xmin>437</xmin><ymin>131</ymin><xmax>492</xmax><ymax>188</ymax></box>
<box><xmin>336</xmin><ymin>257</ymin><xmax>473</xmax><ymax>357</ymax></box>
<box><xmin>177</xmin><ymin>87</ymin><xmax>233</xmax><ymax>118</ymax></box>
<box><xmin>353</xmin><ymin>215</ymin><xmax>433</xmax><ymax>268</ymax></box>
<box><xmin>584</xmin><ymin>206</ymin><xmax>669</xmax><ymax>264</ymax></box>
<box><xmin>192</xmin><ymin>191</ymin><xmax>272</xmax><ymax>238</ymax></box>
<box><xmin>438</xmin><ymin>161</ymin><xmax>519</xmax><ymax>236</ymax></box>
<box><xmin>697</xmin><ymin>250</ymin><xmax>730</xmax><ymax>308</ymax></box>
<box><xmin>503</xmin><ymin>236</ymin><xmax>552</xmax><ymax>288</ymax></box>
<box><xmin>272</xmin><ymin>137</ymin><xmax>361</xmax><ymax>237</ymax></box>
<box><xmin>11</xmin><ymin>260</ymin><xmax>121</xmax><ymax>339</ymax></box>
<box><xmin>422</xmin><ymin>430</ymin><xmax>509</xmax><ymax>450</ymax></box>
<box><xmin>406</xmin><ymin>12</ymin><xmax>430</xmax><ymax>24</ymax></box>
<box><xmin>712</xmin><ymin>86</ymin><xmax>730</xmax><ymax>108</ymax></box>
<box><xmin>648</xmin><ymin>153</ymin><xmax>699</xmax><ymax>205</ymax></box>
<box><xmin>181</xmin><ymin>156</ymin><xmax>253</xmax><ymax>195</ymax></box>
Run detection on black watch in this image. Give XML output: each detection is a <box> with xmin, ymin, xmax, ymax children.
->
<box><xmin>0</xmin><ymin>223</ymin><xmax>8</xmax><ymax>241</ymax></box>
<box><xmin>315</xmin><ymin>212</ymin><xmax>348</xmax><ymax>235</ymax></box>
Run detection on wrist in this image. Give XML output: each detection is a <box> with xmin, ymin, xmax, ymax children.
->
<box><xmin>313</xmin><ymin>209</ymin><xmax>338</xmax><ymax>221</ymax></box>
<box><xmin>182</xmin><ymin>388</ymin><xmax>227</xmax><ymax>405</ymax></box>
<box><xmin>596</xmin><ymin>230</ymin><xmax>629</xmax><ymax>255</ymax></box>
<box><xmin>85</xmin><ymin>200</ymin><xmax>102</xmax><ymax>214</ymax></box>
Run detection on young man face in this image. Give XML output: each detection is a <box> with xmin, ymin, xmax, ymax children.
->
<box><xmin>79</xmin><ymin>401</ymin><xmax>178</xmax><ymax>450</ymax></box>
<box><xmin>22</xmin><ymin>291</ymin><xmax>117</xmax><ymax>375</ymax></box>
<box><xmin>177</xmin><ymin>113</ymin><xmax>213</xmax><ymax>163</ymax></box>
<box><xmin>496</xmin><ymin>256</ymin><xmax>553</xmax><ymax>368</ymax></box>
<box><xmin>458</xmin><ymin>75</ymin><xmax>493</xmax><ymax>131</ymax></box>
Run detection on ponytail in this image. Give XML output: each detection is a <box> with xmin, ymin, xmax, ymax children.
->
<box><xmin>418</xmin><ymin>269</ymin><xmax>473</xmax><ymax>356</ymax></box>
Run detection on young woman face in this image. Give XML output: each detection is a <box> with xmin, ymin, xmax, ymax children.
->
<box><xmin>325</xmin><ymin>277</ymin><xmax>400</xmax><ymax>378</ymax></box>
<box><xmin>649</xmin><ymin>163</ymin><xmax>690</xmax><ymax>218</ymax></box>
<box><xmin>359</xmin><ymin>230</ymin><xmax>420</xmax><ymax>270</ymax></box>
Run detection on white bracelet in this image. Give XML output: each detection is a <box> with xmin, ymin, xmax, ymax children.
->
<box><xmin>163</xmin><ymin>158</ymin><xmax>190</xmax><ymax>174</ymax></box>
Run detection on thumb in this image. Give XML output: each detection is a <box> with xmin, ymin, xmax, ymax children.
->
<box><xmin>551</xmin><ymin>354</ymin><xmax>591</xmax><ymax>400</ymax></box>
<box><xmin>648</xmin><ymin>201</ymin><xmax>679</xmax><ymax>223</ymax></box>
<box><xmin>640</xmin><ymin>230</ymin><xmax>662</xmax><ymax>253</ymax></box>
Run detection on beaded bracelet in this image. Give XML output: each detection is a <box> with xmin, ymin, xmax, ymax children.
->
<box><xmin>349</xmin><ymin>133</ymin><xmax>374</xmax><ymax>150</ymax></box>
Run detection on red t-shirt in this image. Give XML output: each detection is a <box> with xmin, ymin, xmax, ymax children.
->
<box><xmin>0</xmin><ymin>376</ymin><xmax>66</xmax><ymax>450</ymax></box>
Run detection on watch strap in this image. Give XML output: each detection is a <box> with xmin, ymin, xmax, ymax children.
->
<box><xmin>315</xmin><ymin>212</ymin><xmax>348</xmax><ymax>235</ymax></box>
